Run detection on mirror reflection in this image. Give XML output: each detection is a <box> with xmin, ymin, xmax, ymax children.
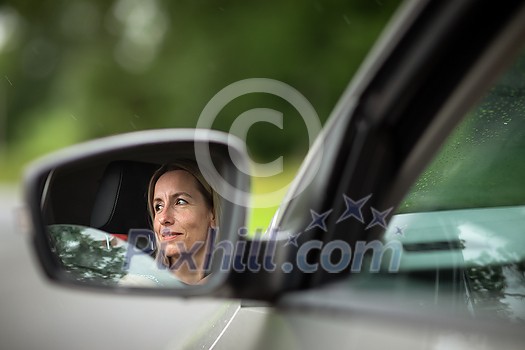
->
<box><xmin>48</xmin><ymin>224</ymin><xmax>184</xmax><ymax>287</ymax></box>
<box><xmin>43</xmin><ymin>158</ymin><xmax>226</xmax><ymax>287</ymax></box>
<box><xmin>148</xmin><ymin>161</ymin><xmax>219</xmax><ymax>285</ymax></box>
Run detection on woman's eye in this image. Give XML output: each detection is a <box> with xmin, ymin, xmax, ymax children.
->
<box><xmin>176</xmin><ymin>198</ymin><xmax>188</xmax><ymax>205</ymax></box>
<box><xmin>154</xmin><ymin>203</ymin><xmax>163</xmax><ymax>212</ymax></box>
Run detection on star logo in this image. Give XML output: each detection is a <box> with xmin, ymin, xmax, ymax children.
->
<box><xmin>306</xmin><ymin>209</ymin><xmax>333</xmax><ymax>232</ymax></box>
<box><xmin>365</xmin><ymin>207</ymin><xmax>393</xmax><ymax>230</ymax></box>
<box><xmin>336</xmin><ymin>194</ymin><xmax>372</xmax><ymax>224</ymax></box>
<box><xmin>393</xmin><ymin>225</ymin><xmax>406</xmax><ymax>237</ymax></box>
<box><xmin>285</xmin><ymin>232</ymin><xmax>300</xmax><ymax>247</ymax></box>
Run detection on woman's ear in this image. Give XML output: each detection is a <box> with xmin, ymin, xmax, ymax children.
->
<box><xmin>209</xmin><ymin>210</ymin><xmax>216</xmax><ymax>228</ymax></box>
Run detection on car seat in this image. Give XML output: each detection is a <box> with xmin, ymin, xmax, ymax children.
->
<box><xmin>90</xmin><ymin>161</ymin><xmax>158</xmax><ymax>241</ymax></box>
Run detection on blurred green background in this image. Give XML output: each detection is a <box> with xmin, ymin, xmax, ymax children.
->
<box><xmin>0</xmin><ymin>0</ymin><xmax>400</xmax><ymax>231</ymax></box>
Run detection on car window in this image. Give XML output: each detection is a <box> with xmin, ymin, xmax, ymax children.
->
<box><xmin>400</xmin><ymin>53</ymin><xmax>525</xmax><ymax>213</ymax></box>
<box><xmin>355</xmin><ymin>48</ymin><xmax>525</xmax><ymax>323</ymax></box>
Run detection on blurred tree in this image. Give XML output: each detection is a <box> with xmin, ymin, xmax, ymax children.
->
<box><xmin>0</xmin><ymin>0</ymin><xmax>400</xmax><ymax>180</ymax></box>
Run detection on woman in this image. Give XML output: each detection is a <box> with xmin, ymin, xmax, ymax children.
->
<box><xmin>147</xmin><ymin>160</ymin><xmax>220</xmax><ymax>285</ymax></box>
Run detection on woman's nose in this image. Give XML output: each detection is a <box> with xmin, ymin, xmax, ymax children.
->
<box><xmin>158</xmin><ymin>208</ymin><xmax>174</xmax><ymax>226</ymax></box>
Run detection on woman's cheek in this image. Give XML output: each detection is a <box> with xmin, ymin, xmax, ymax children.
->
<box><xmin>153</xmin><ymin>219</ymin><xmax>161</xmax><ymax>233</ymax></box>
<box><xmin>181</xmin><ymin>210</ymin><xmax>199</xmax><ymax>228</ymax></box>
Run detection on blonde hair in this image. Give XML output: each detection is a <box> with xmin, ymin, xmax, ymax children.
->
<box><xmin>147</xmin><ymin>160</ymin><xmax>220</xmax><ymax>228</ymax></box>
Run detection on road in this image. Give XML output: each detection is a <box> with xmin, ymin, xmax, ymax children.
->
<box><xmin>0</xmin><ymin>184</ymin><xmax>19</xmax><ymax>234</ymax></box>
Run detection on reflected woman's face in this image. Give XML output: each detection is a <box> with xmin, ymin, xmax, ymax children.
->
<box><xmin>152</xmin><ymin>170</ymin><xmax>215</xmax><ymax>263</ymax></box>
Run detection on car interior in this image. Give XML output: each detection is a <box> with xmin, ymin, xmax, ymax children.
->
<box><xmin>43</xmin><ymin>160</ymin><xmax>157</xmax><ymax>239</ymax></box>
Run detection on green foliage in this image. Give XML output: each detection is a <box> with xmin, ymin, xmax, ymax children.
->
<box><xmin>48</xmin><ymin>225</ymin><xmax>127</xmax><ymax>285</ymax></box>
<box><xmin>0</xmin><ymin>0</ymin><xmax>400</xmax><ymax>181</ymax></box>
<box><xmin>0</xmin><ymin>0</ymin><xmax>400</xmax><ymax>229</ymax></box>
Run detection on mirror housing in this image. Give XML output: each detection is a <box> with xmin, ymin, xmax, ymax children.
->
<box><xmin>24</xmin><ymin>129</ymin><xmax>250</xmax><ymax>296</ymax></box>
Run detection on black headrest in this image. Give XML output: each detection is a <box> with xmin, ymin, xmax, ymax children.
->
<box><xmin>90</xmin><ymin>161</ymin><xmax>158</xmax><ymax>234</ymax></box>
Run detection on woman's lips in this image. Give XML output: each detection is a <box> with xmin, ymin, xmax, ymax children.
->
<box><xmin>160</xmin><ymin>229</ymin><xmax>184</xmax><ymax>242</ymax></box>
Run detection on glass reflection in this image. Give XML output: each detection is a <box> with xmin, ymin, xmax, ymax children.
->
<box><xmin>48</xmin><ymin>224</ymin><xmax>185</xmax><ymax>288</ymax></box>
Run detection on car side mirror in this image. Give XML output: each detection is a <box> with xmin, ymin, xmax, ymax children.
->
<box><xmin>23</xmin><ymin>129</ymin><xmax>250</xmax><ymax>296</ymax></box>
